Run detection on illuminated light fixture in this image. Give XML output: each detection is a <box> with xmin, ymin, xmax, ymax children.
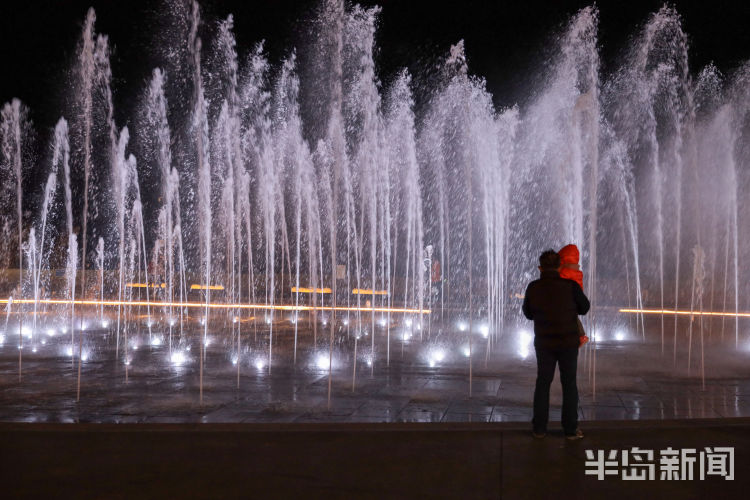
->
<box><xmin>619</xmin><ymin>308</ymin><xmax>750</xmax><ymax>318</ymax></box>
<box><xmin>291</xmin><ymin>287</ymin><xmax>332</xmax><ymax>294</ymax></box>
<box><xmin>190</xmin><ymin>284</ymin><xmax>225</xmax><ymax>291</ymax></box>
<box><xmin>0</xmin><ymin>298</ymin><xmax>430</xmax><ymax>314</ymax></box>
<box><xmin>315</xmin><ymin>353</ymin><xmax>330</xmax><ymax>370</ymax></box>
<box><xmin>352</xmin><ymin>289</ymin><xmax>388</xmax><ymax>296</ymax></box>
<box><xmin>517</xmin><ymin>330</ymin><xmax>532</xmax><ymax>359</ymax></box>
<box><xmin>170</xmin><ymin>351</ymin><xmax>186</xmax><ymax>365</ymax></box>
<box><xmin>126</xmin><ymin>283</ymin><xmax>166</xmax><ymax>288</ymax></box>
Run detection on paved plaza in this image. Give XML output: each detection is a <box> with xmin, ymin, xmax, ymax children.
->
<box><xmin>2</xmin><ymin>322</ymin><xmax>749</xmax><ymax>425</ymax></box>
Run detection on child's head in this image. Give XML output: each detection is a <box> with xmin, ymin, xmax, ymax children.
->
<box><xmin>558</xmin><ymin>244</ymin><xmax>580</xmax><ymax>266</ymax></box>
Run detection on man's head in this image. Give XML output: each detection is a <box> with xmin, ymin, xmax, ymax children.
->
<box><xmin>538</xmin><ymin>249</ymin><xmax>560</xmax><ymax>272</ymax></box>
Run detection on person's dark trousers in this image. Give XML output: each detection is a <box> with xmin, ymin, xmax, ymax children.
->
<box><xmin>532</xmin><ymin>346</ymin><xmax>579</xmax><ymax>435</ymax></box>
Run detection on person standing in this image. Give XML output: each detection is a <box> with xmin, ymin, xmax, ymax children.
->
<box><xmin>522</xmin><ymin>249</ymin><xmax>590</xmax><ymax>440</ymax></box>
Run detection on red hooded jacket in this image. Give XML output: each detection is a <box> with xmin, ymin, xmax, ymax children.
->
<box><xmin>558</xmin><ymin>244</ymin><xmax>584</xmax><ymax>291</ymax></box>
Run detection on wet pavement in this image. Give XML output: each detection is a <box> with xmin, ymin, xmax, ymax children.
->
<box><xmin>2</xmin><ymin>319</ymin><xmax>750</xmax><ymax>425</ymax></box>
<box><xmin>2</xmin><ymin>319</ymin><xmax>749</xmax><ymax>498</ymax></box>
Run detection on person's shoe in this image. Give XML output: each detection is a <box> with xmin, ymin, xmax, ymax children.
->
<box><xmin>565</xmin><ymin>428</ymin><xmax>584</xmax><ymax>441</ymax></box>
<box><xmin>532</xmin><ymin>431</ymin><xmax>546</xmax><ymax>439</ymax></box>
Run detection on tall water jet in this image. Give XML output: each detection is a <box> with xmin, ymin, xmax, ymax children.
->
<box><xmin>605</xmin><ymin>7</ymin><xmax>692</xmax><ymax>359</ymax></box>
<box><xmin>143</xmin><ymin>67</ymin><xmax>181</xmax><ymax>350</ymax></box>
<box><xmin>1</xmin><ymin>99</ymin><xmax>29</xmax><ymax>358</ymax></box>
<box><xmin>211</xmin><ymin>14</ymin><xmax>243</xmax><ymax>348</ymax></box>
<box><xmin>237</xmin><ymin>42</ymin><xmax>270</xmax><ymax>348</ymax></box>
<box><xmin>75</xmin><ymin>9</ymin><xmax>96</xmax><ymax>304</ymax></box>
<box><xmin>31</xmin><ymin>172</ymin><xmax>57</xmax><ymax>334</ymax></box>
<box><xmin>112</xmin><ymin>128</ymin><xmax>135</xmax><ymax>360</ymax></box>
<box><xmin>385</xmin><ymin>70</ymin><xmax>421</xmax><ymax>363</ymax></box>
<box><xmin>312</xmin><ymin>0</ymin><xmax>349</xmax><ymax>408</ymax></box>
<box><xmin>344</xmin><ymin>4</ymin><xmax>382</xmax><ymax>375</ymax></box>
<box><xmin>96</xmin><ymin>238</ymin><xmax>104</xmax><ymax>325</ymax></box>
<box><xmin>270</xmin><ymin>52</ymin><xmax>315</xmax><ymax>365</ymax></box>
<box><xmin>687</xmin><ymin>245</ymin><xmax>705</xmax><ymax>383</ymax></box>
<box><xmin>65</xmin><ymin>234</ymin><xmax>78</xmax><ymax>371</ymax></box>
<box><xmin>725</xmin><ymin>63</ymin><xmax>750</xmax><ymax>349</ymax></box>
<box><xmin>23</xmin><ymin>230</ymin><xmax>36</xmax><ymax>343</ymax></box>
<box><xmin>188</xmin><ymin>0</ymin><xmax>212</xmax><ymax>403</ymax></box>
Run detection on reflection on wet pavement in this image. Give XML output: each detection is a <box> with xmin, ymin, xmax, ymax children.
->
<box><xmin>2</xmin><ymin>322</ymin><xmax>749</xmax><ymax>424</ymax></box>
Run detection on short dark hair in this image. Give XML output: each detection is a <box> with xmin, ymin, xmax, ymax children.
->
<box><xmin>539</xmin><ymin>249</ymin><xmax>560</xmax><ymax>271</ymax></box>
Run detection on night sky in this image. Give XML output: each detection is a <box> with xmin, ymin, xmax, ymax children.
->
<box><xmin>1</xmin><ymin>0</ymin><xmax>750</xmax><ymax>131</ymax></box>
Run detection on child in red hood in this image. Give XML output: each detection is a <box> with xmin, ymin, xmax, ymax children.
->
<box><xmin>558</xmin><ymin>244</ymin><xmax>589</xmax><ymax>347</ymax></box>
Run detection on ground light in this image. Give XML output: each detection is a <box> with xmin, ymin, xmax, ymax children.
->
<box><xmin>170</xmin><ymin>351</ymin><xmax>187</xmax><ymax>366</ymax></box>
<box><xmin>517</xmin><ymin>330</ymin><xmax>532</xmax><ymax>359</ymax></box>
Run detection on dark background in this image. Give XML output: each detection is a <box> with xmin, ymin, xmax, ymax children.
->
<box><xmin>1</xmin><ymin>0</ymin><xmax>750</xmax><ymax>132</ymax></box>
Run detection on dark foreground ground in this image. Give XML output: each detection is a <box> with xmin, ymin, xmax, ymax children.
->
<box><xmin>1</xmin><ymin>418</ymin><xmax>747</xmax><ymax>499</ymax></box>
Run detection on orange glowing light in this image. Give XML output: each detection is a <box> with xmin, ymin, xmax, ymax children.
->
<box><xmin>291</xmin><ymin>287</ymin><xmax>332</xmax><ymax>294</ymax></box>
<box><xmin>126</xmin><ymin>283</ymin><xmax>166</xmax><ymax>288</ymax></box>
<box><xmin>190</xmin><ymin>284</ymin><xmax>225</xmax><ymax>291</ymax></box>
<box><xmin>0</xmin><ymin>298</ymin><xmax>429</xmax><ymax>314</ymax></box>
<box><xmin>619</xmin><ymin>308</ymin><xmax>750</xmax><ymax>318</ymax></box>
<box><xmin>352</xmin><ymin>289</ymin><xmax>388</xmax><ymax>296</ymax></box>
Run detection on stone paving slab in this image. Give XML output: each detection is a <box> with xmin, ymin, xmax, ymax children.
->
<box><xmin>1</xmin><ymin>418</ymin><xmax>748</xmax><ymax>499</ymax></box>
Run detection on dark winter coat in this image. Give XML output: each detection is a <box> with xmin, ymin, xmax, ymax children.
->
<box><xmin>522</xmin><ymin>270</ymin><xmax>590</xmax><ymax>349</ymax></box>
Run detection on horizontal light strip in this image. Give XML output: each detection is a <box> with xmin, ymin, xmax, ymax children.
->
<box><xmin>352</xmin><ymin>289</ymin><xmax>388</xmax><ymax>296</ymax></box>
<box><xmin>620</xmin><ymin>308</ymin><xmax>750</xmax><ymax>318</ymax></box>
<box><xmin>291</xmin><ymin>287</ymin><xmax>332</xmax><ymax>294</ymax></box>
<box><xmin>0</xmin><ymin>298</ymin><xmax>429</xmax><ymax>315</ymax></box>
<box><xmin>126</xmin><ymin>283</ymin><xmax>166</xmax><ymax>288</ymax></box>
<box><xmin>189</xmin><ymin>284</ymin><xmax>225</xmax><ymax>291</ymax></box>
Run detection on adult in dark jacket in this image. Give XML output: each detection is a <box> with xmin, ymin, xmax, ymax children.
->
<box><xmin>522</xmin><ymin>249</ymin><xmax>590</xmax><ymax>439</ymax></box>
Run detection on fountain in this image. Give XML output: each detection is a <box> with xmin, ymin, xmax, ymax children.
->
<box><xmin>0</xmin><ymin>1</ymin><xmax>749</xmax><ymax>419</ymax></box>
